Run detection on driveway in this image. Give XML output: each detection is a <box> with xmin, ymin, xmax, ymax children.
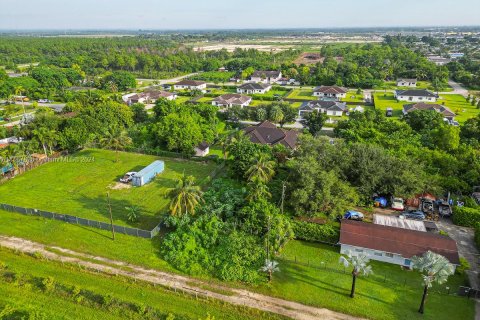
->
<box><xmin>446</xmin><ymin>80</ymin><xmax>469</xmax><ymax>97</ymax></box>
<box><xmin>436</xmin><ymin>219</ymin><xmax>479</xmax><ymax>288</ymax></box>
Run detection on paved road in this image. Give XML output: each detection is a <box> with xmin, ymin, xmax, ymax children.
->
<box><xmin>447</xmin><ymin>79</ymin><xmax>469</xmax><ymax>97</ymax></box>
<box><xmin>0</xmin><ymin>235</ymin><xmax>362</xmax><ymax>320</ymax></box>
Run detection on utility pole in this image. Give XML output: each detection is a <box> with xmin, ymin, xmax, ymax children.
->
<box><xmin>107</xmin><ymin>192</ymin><xmax>115</xmax><ymax>240</ymax></box>
<box><xmin>280</xmin><ymin>182</ymin><xmax>286</xmax><ymax>215</ymax></box>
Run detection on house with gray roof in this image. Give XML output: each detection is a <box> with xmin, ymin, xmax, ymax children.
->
<box><xmin>212</xmin><ymin>94</ymin><xmax>252</xmax><ymax>108</ymax></box>
<box><xmin>237</xmin><ymin>82</ymin><xmax>272</xmax><ymax>94</ymax></box>
<box><xmin>298</xmin><ymin>100</ymin><xmax>347</xmax><ymax>118</ymax></box>
<box><xmin>243</xmin><ymin>121</ymin><xmax>298</xmax><ymax>149</ymax></box>
<box><xmin>394</xmin><ymin>89</ymin><xmax>437</xmax><ymax>102</ymax></box>
<box><xmin>396</xmin><ymin>78</ymin><xmax>417</xmax><ymax>87</ymax></box>
<box><xmin>403</xmin><ymin>102</ymin><xmax>456</xmax><ymax>121</ymax></box>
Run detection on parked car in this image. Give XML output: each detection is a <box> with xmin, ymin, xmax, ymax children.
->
<box><xmin>38</xmin><ymin>99</ymin><xmax>53</xmax><ymax>103</ymax></box>
<box><xmin>437</xmin><ymin>201</ymin><xmax>452</xmax><ymax>217</ymax></box>
<box><xmin>120</xmin><ymin>172</ymin><xmax>137</xmax><ymax>183</ymax></box>
<box><xmin>386</xmin><ymin>108</ymin><xmax>393</xmax><ymax>117</ymax></box>
<box><xmin>391</xmin><ymin>197</ymin><xmax>405</xmax><ymax>211</ymax></box>
<box><xmin>344</xmin><ymin>210</ymin><xmax>364</xmax><ymax>221</ymax></box>
<box><xmin>400</xmin><ymin>210</ymin><xmax>425</xmax><ymax>221</ymax></box>
<box><xmin>421</xmin><ymin>198</ymin><xmax>435</xmax><ymax>213</ymax></box>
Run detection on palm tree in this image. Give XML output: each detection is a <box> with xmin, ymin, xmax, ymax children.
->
<box><xmin>339</xmin><ymin>250</ymin><xmax>373</xmax><ymax>298</ymax></box>
<box><xmin>411</xmin><ymin>251</ymin><xmax>455</xmax><ymax>314</ymax></box>
<box><xmin>246</xmin><ymin>176</ymin><xmax>272</xmax><ymax>202</ymax></box>
<box><xmin>168</xmin><ymin>173</ymin><xmax>204</xmax><ymax>217</ymax></box>
<box><xmin>99</xmin><ymin>130</ymin><xmax>132</xmax><ymax>162</ymax></box>
<box><xmin>245</xmin><ymin>154</ymin><xmax>276</xmax><ymax>183</ymax></box>
<box><xmin>260</xmin><ymin>259</ymin><xmax>280</xmax><ymax>282</ymax></box>
<box><xmin>31</xmin><ymin>127</ymin><xmax>50</xmax><ymax>157</ymax></box>
<box><xmin>14</xmin><ymin>86</ymin><xmax>26</xmax><ymax>116</ymax></box>
<box><xmin>125</xmin><ymin>205</ymin><xmax>140</xmax><ymax>222</ymax></box>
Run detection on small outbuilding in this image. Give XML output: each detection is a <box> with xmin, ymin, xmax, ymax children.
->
<box><xmin>132</xmin><ymin>160</ymin><xmax>165</xmax><ymax>187</ymax></box>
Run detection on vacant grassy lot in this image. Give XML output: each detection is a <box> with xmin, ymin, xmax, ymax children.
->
<box><xmin>0</xmin><ymin>149</ymin><xmax>217</xmax><ymax>229</ymax></box>
<box><xmin>374</xmin><ymin>92</ymin><xmax>479</xmax><ymax>122</ymax></box>
<box><xmin>267</xmin><ymin>241</ymin><xmax>474</xmax><ymax>320</ymax></box>
<box><xmin>343</xmin><ymin>90</ymin><xmax>366</xmax><ymax>103</ymax></box>
<box><xmin>286</xmin><ymin>89</ymin><xmax>316</xmax><ymax>100</ymax></box>
<box><xmin>382</xmin><ymin>81</ymin><xmax>453</xmax><ymax>92</ymax></box>
<box><xmin>0</xmin><ymin>248</ymin><xmax>283</xmax><ymax>320</ymax></box>
<box><xmin>0</xmin><ymin>211</ymin><xmax>473</xmax><ymax>320</ymax></box>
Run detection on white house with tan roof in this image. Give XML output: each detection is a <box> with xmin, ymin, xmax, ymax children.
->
<box><xmin>212</xmin><ymin>94</ymin><xmax>252</xmax><ymax>108</ymax></box>
<box><xmin>173</xmin><ymin>80</ymin><xmax>207</xmax><ymax>91</ymax></box>
<box><xmin>313</xmin><ymin>86</ymin><xmax>348</xmax><ymax>100</ymax></box>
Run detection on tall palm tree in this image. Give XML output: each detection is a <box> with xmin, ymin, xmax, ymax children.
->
<box><xmin>31</xmin><ymin>127</ymin><xmax>50</xmax><ymax>157</ymax></box>
<box><xmin>245</xmin><ymin>153</ymin><xmax>276</xmax><ymax>183</ymax></box>
<box><xmin>246</xmin><ymin>176</ymin><xmax>272</xmax><ymax>202</ymax></box>
<box><xmin>260</xmin><ymin>259</ymin><xmax>280</xmax><ymax>282</ymax></box>
<box><xmin>99</xmin><ymin>130</ymin><xmax>132</xmax><ymax>162</ymax></box>
<box><xmin>411</xmin><ymin>251</ymin><xmax>455</xmax><ymax>314</ymax></box>
<box><xmin>339</xmin><ymin>250</ymin><xmax>373</xmax><ymax>298</ymax></box>
<box><xmin>168</xmin><ymin>173</ymin><xmax>204</xmax><ymax>217</ymax></box>
<box><xmin>14</xmin><ymin>86</ymin><xmax>26</xmax><ymax>116</ymax></box>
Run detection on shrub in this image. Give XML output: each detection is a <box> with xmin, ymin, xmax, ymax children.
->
<box><xmin>292</xmin><ymin>221</ymin><xmax>340</xmax><ymax>244</ymax></box>
<box><xmin>475</xmin><ymin>223</ymin><xmax>480</xmax><ymax>249</ymax></box>
<box><xmin>41</xmin><ymin>276</ymin><xmax>56</xmax><ymax>292</ymax></box>
<box><xmin>452</xmin><ymin>206</ymin><xmax>480</xmax><ymax>227</ymax></box>
<box><xmin>456</xmin><ymin>257</ymin><xmax>471</xmax><ymax>275</ymax></box>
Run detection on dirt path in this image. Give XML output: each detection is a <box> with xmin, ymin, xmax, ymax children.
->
<box><xmin>0</xmin><ymin>235</ymin><xmax>361</xmax><ymax>320</ymax></box>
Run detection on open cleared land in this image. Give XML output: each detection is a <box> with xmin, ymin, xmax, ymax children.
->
<box><xmin>0</xmin><ymin>248</ymin><xmax>283</xmax><ymax>320</ymax></box>
<box><xmin>0</xmin><ymin>149</ymin><xmax>217</xmax><ymax>229</ymax></box>
<box><xmin>374</xmin><ymin>92</ymin><xmax>479</xmax><ymax>122</ymax></box>
<box><xmin>382</xmin><ymin>81</ymin><xmax>453</xmax><ymax>92</ymax></box>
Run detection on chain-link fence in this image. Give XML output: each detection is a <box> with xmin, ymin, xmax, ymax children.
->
<box><xmin>0</xmin><ymin>203</ymin><xmax>161</xmax><ymax>239</ymax></box>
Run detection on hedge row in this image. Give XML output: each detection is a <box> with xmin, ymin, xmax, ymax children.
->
<box><xmin>475</xmin><ymin>223</ymin><xmax>480</xmax><ymax>250</ymax></box>
<box><xmin>452</xmin><ymin>207</ymin><xmax>480</xmax><ymax>227</ymax></box>
<box><xmin>292</xmin><ymin>221</ymin><xmax>340</xmax><ymax>244</ymax></box>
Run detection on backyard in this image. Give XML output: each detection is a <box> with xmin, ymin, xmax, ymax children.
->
<box><xmin>373</xmin><ymin>92</ymin><xmax>480</xmax><ymax>122</ymax></box>
<box><xmin>0</xmin><ymin>149</ymin><xmax>218</xmax><ymax>230</ymax></box>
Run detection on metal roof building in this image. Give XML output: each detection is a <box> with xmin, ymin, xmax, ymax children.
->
<box><xmin>132</xmin><ymin>160</ymin><xmax>165</xmax><ymax>187</ymax></box>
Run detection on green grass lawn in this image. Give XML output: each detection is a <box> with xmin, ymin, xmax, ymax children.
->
<box><xmin>264</xmin><ymin>240</ymin><xmax>474</xmax><ymax>320</ymax></box>
<box><xmin>0</xmin><ymin>248</ymin><xmax>283</xmax><ymax>320</ymax></box>
<box><xmin>0</xmin><ymin>149</ymin><xmax>217</xmax><ymax>229</ymax></box>
<box><xmin>374</xmin><ymin>92</ymin><xmax>480</xmax><ymax>122</ymax></box>
<box><xmin>285</xmin><ymin>89</ymin><xmax>316</xmax><ymax>100</ymax></box>
<box><xmin>382</xmin><ymin>81</ymin><xmax>453</xmax><ymax>92</ymax></box>
<box><xmin>342</xmin><ymin>90</ymin><xmax>366</xmax><ymax>103</ymax></box>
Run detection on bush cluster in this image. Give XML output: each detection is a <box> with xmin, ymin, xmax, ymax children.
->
<box><xmin>452</xmin><ymin>207</ymin><xmax>480</xmax><ymax>227</ymax></box>
<box><xmin>291</xmin><ymin>221</ymin><xmax>340</xmax><ymax>244</ymax></box>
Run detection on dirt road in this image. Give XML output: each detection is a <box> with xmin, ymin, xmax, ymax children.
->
<box><xmin>0</xmin><ymin>235</ymin><xmax>361</xmax><ymax>320</ymax></box>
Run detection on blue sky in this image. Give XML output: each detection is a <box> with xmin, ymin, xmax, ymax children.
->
<box><xmin>1</xmin><ymin>0</ymin><xmax>479</xmax><ymax>30</ymax></box>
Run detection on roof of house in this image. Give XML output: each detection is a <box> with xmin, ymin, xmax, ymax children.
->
<box><xmin>251</xmin><ymin>70</ymin><xmax>281</xmax><ymax>78</ymax></box>
<box><xmin>313</xmin><ymin>86</ymin><xmax>348</xmax><ymax>94</ymax></box>
<box><xmin>195</xmin><ymin>141</ymin><xmax>209</xmax><ymax>151</ymax></box>
<box><xmin>238</xmin><ymin>83</ymin><xmax>272</xmax><ymax>90</ymax></box>
<box><xmin>403</xmin><ymin>102</ymin><xmax>455</xmax><ymax>117</ymax></box>
<box><xmin>174</xmin><ymin>80</ymin><xmax>206</xmax><ymax>86</ymax></box>
<box><xmin>339</xmin><ymin>220</ymin><xmax>460</xmax><ymax>265</ymax></box>
<box><xmin>243</xmin><ymin>121</ymin><xmax>298</xmax><ymax>149</ymax></box>
<box><xmin>395</xmin><ymin>89</ymin><xmax>437</xmax><ymax>97</ymax></box>
<box><xmin>213</xmin><ymin>93</ymin><xmax>252</xmax><ymax>105</ymax></box>
<box><xmin>397</xmin><ymin>78</ymin><xmax>417</xmax><ymax>82</ymax></box>
<box><xmin>129</xmin><ymin>90</ymin><xmax>175</xmax><ymax>101</ymax></box>
<box><xmin>300</xmin><ymin>100</ymin><xmax>347</xmax><ymax>112</ymax></box>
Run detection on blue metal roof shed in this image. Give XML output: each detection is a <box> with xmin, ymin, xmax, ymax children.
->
<box><xmin>132</xmin><ymin>160</ymin><xmax>165</xmax><ymax>187</ymax></box>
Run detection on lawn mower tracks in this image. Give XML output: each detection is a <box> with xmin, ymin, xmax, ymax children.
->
<box><xmin>0</xmin><ymin>235</ymin><xmax>361</xmax><ymax>320</ymax></box>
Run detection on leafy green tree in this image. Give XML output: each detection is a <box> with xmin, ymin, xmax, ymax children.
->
<box><xmin>101</xmin><ymin>71</ymin><xmax>136</xmax><ymax>91</ymax></box>
<box><xmin>125</xmin><ymin>205</ymin><xmax>140</xmax><ymax>222</ymax></box>
<box><xmin>168</xmin><ymin>174</ymin><xmax>204</xmax><ymax>216</ymax></box>
<box><xmin>130</xmin><ymin>103</ymin><xmax>149</xmax><ymax>123</ymax></box>
<box><xmin>412</xmin><ymin>251</ymin><xmax>455</xmax><ymax>314</ymax></box>
<box><xmin>227</xmin><ymin>138</ymin><xmax>271</xmax><ymax>179</ymax></box>
<box><xmin>245</xmin><ymin>153</ymin><xmax>276</xmax><ymax>183</ymax></box>
<box><xmin>302</xmin><ymin>110</ymin><xmax>328</xmax><ymax>136</ymax></box>
<box><xmin>269</xmin><ymin>105</ymin><xmax>284</xmax><ymax>124</ymax></box>
<box><xmin>155</xmin><ymin>112</ymin><xmax>205</xmax><ymax>154</ymax></box>
<box><xmin>404</xmin><ymin>110</ymin><xmax>444</xmax><ymax>132</ymax></box>
<box><xmin>99</xmin><ymin>129</ymin><xmax>132</xmax><ymax>162</ymax></box>
<box><xmin>261</xmin><ymin>259</ymin><xmax>279</xmax><ymax>282</ymax></box>
<box><xmin>339</xmin><ymin>250</ymin><xmax>373</xmax><ymax>298</ymax></box>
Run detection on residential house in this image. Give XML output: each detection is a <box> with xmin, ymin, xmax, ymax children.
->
<box><xmin>339</xmin><ymin>220</ymin><xmax>460</xmax><ymax>269</ymax></box>
<box><xmin>396</xmin><ymin>78</ymin><xmax>417</xmax><ymax>87</ymax></box>
<box><xmin>278</xmin><ymin>78</ymin><xmax>300</xmax><ymax>86</ymax></box>
<box><xmin>427</xmin><ymin>55</ymin><xmax>451</xmax><ymax>66</ymax></box>
<box><xmin>194</xmin><ymin>142</ymin><xmax>210</xmax><ymax>157</ymax></box>
<box><xmin>237</xmin><ymin>83</ymin><xmax>272</xmax><ymax>94</ymax></box>
<box><xmin>394</xmin><ymin>89</ymin><xmax>437</xmax><ymax>102</ymax></box>
<box><xmin>298</xmin><ymin>100</ymin><xmax>347</xmax><ymax>118</ymax></box>
<box><xmin>313</xmin><ymin>86</ymin><xmax>348</xmax><ymax>100</ymax></box>
<box><xmin>250</xmin><ymin>70</ymin><xmax>282</xmax><ymax>84</ymax></box>
<box><xmin>243</xmin><ymin>121</ymin><xmax>298</xmax><ymax>149</ymax></box>
<box><xmin>212</xmin><ymin>94</ymin><xmax>252</xmax><ymax>108</ymax></box>
<box><xmin>403</xmin><ymin>102</ymin><xmax>455</xmax><ymax>121</ymax></box>
<box><xmin>123</xmin><ymin>90</ymin><xmax>177</xmax><ymax>105</ymax></box>
<box><xmin>173</xmin><ymin>80</ymin><xmax>207</xmax><ymax>91</ymax></box>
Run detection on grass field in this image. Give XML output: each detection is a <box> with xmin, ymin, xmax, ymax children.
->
<box><xmin>0</xmin><ymin>149</ymin><xmax>217</xmax><ymax>229</ymax></box>
<box><xmin>382</xmin><ymin>81</ymin><xmax>453</xmax><ymax>92</ymax></box>
<box><xmin>285</xmin><ymin>89</ymin><xmax>316</xmax><ymax>100</ymax></box>
<box><xmin>0</xmin><ymin>248</ymin><xmax>283</xmax><ymax>320</ymax></box>
<box><xmin>267</xmin><ymin>241</ymin><xmax>474</xmax><ymax>320</ymax></box>
<box><xmin>0</xmin><ymin>211</ymin><xmax>474</xmax><ymax>320</ymax></box>
<box><xmin>373</xmin><ymin>92</ymin><xmax>480</xmax><ymax>122</ymax></box>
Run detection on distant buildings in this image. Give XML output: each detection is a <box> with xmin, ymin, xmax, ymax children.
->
<box><xmin>298</xmin><ymin>100</ymin><xmax>347</xmax><ymax>118</ymax></box>
<box><xmin>212</xmin><ymin>94</ymin><xmax>252</xmax><ymax>108</ymax></box>
<box><xmin>394</xmin><ymin>89</ymin><xmax>437</xmax><ymax>103</ymax></box>
<box><xmin>237</xmin><ymin>83</ymin><xmax>272</xmax><ymax>94</ymax></box>
<box><xmin>313</xmin><ymin>86</ymin><xmax>348</xmax><ymax>100</ymax></box>
<box><xmin>243</xmin><ymin>121</ymin><xmax>298</xmax><ymax>149</ymax></box>
<box><xmin>123</xmin><ymin>90</ymin><xmax>177</xmax><ymax>105</ymax></box>
<box><xmin>427</xmin><ymin>55</ymin><xmax>451</xmax><ymax>66</ymax></box>
<box><xmin>396</xmin><ymin>78</ymin><xmax>417</xmax><ymax>87</ymax></box>
<box><xmin>250</xmin><ymin>70</ymin><xmax>282</xmax><ymax>84</ymax></box>
<box><xmin>194</xmin><ymin>142</ymin><xmax>210</xmax><ymax>157</ymax></box>
<box><xmin>173</xmin><ymin>80</ymin><xmax>207</xmax><ymax>91</ymax></box>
